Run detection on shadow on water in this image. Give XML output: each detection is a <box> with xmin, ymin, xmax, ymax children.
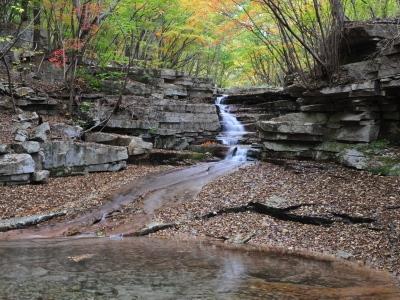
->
<box><xmin>0</xmin><ymin>237</ymin><xmax>399</xmax><ymax>299</ymax></box>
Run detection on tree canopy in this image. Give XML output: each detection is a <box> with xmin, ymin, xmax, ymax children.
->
<box><xmin>1</xmin><ymin>0</ymin><xmax>400</xmax><ymax>87</ymax></box>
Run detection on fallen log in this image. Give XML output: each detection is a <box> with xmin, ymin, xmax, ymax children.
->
<box><xmin>0</xmin><ymin>211</ymin><xmax>67</xmax><ymax>232</ymax></box>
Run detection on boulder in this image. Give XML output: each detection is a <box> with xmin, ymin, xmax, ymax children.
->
<box><xmin>0</xmin><ymin>144</ymin><xmax>11</xmax><ymax>155</ymax></box>
<box><xmin>32</xmin><ymin>122</ymin><xmax>50</xmax><ymax>142</ymax></box>
<box><xmin>51</xmin><ymin>123</ymin><xmax>83</xmax><ymax>139</ymax></box>
<box><xmin>0</xmin><ymin>154</ymin><xmax>35</xmax><ymax>176</ymax></box>
<box><xmin>339</xmin><ymin>149</ymin><xmax>368</xmax><ymax>170</ymax></box>
<box><xmin>17</xmin><ymin>111</ymin><xmax>39</xmax><ymax>122</ymax></box>
<box><xmin>32</xmin><ymin>170</ymin><xmax>50</xmax><ymax>183</ymax></box>
<box><xmin>12</xmin><ymin>141</ymin><xmax>40</xmax><ymax>154</ymax></box>
<box><xmin>42</xmin><ymin>141</ymin><xmax>128</xmax><ymax>174</ymax></box>
<box><xmin>14</xmin><ymin>129</ymin><xmax>29</xmax><ymax>142</ymax></box>
<box><xmin>128</xmin><ymin>137</ymin><xmax>153</xmax><ymax>156</ymax></box>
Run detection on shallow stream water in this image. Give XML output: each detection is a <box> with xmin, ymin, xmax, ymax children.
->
<box><xmin>1</xmin><ymin>238</ymin><xmax>399</xmax><ymax>299</ymax></box>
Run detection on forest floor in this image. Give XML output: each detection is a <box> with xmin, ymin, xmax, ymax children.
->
<box><xmin>0</xmin><ymin>164</ymin><xmax>175</xmax><ymax>221</ymax></box>
<box><xmin>149</xmin><ymin>160</ymin><xmax>400</xmax><ymax>284</ymax></box>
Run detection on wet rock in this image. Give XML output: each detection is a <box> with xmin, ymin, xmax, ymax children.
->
<box><xmin>12</xmin><ymin>141</ymin><xmax>40</xmax><ymax>154</ymax></box>
<box><xmin>0</xmin><ymin>154</ymin><xmax>35</xmax><ymax>176</ymax></box>
<box><xmin>31</xmin><ymin>170</ymin><xmax>50</xmax><ymax>183</ymax></box>
<box><xmin>32</xmin><ymin>122</ymin><xmax>50</xmax><ymax>142</ymax></box>
<box><xmin>189</xmin><ymin>144</ymin><xmax>229</xmax><ymax>158</ymax></box>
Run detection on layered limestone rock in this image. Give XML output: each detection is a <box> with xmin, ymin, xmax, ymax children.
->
<box><xmin>255</xmin><ymin>22</ymin><xmax>400</xmax><ymax>173</ymax></box>
<box><xmin>85</xmin><ymin>132</ymin><xmax>153</xmax><ymax>157</ymax></box>
<box><xmin>94</xmin><ymin>67</ymin><xmax>215</xmax><ymax>101</ymax></box>
<box><xmin>222</xmin><ymin>88</ymin><xmax>298</xmax><ymax>145</ymax></box>
<box><xmin>0</xmin><ymin>120</ymin><xmax>133</xmax><ymax>184</ymax></box>
<box><xmin>42</xmin><ymin>141</ymin><xmax>128</xmax><ymax>176</ymax></box>
<box><xmin>0</xmin><ymin>154</ymin><xmax>36</xmax><ymax>185</ymax></box>
<box><xmin>89</xmin><ymin>97</ymin><xmax>220</xmax><ymax>150</ymax></box>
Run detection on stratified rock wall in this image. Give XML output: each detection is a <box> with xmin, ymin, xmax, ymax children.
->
<box><xmin>252</xmin><ymin>22</ymin><xmax>400</xmax><ymax>172</ymax></box>
<box><xmin>223</xmin><ymin>88</ymin><xmax>298</xmax><ymax>145</ymax></box>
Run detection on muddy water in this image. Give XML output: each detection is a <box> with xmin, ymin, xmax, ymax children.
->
<box><xmin>0</xmin><ymin>237</ymin><xmax>399</xmax><ymax>300</ymax></box>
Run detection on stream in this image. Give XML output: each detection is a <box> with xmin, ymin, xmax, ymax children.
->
<box><xmin>1</xmin><ymin>97</ymin><xmax>399</xmax><ymax>298</ymax></box>
<box><xmin>1</xmin><ymin>238</ymin><xmax>399</xmax><ymax>299</ymax></box>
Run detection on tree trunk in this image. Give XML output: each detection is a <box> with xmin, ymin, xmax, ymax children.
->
<box><xmin>330</xmin><ymin>0</ymin><xmax>345</xmax><ymax>27</ymax></box>
<box><xmin>32</xmin><ymin>0</ymin><xmax>41</xmax><ymax>50</ymax></box>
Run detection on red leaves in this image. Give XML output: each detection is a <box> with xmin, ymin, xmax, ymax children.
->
<box><xmin>48</xmin><ymin>49</ymin><xmax>67</xmax><ymax>67</ymax></box>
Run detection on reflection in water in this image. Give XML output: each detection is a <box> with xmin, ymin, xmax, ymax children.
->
<box><xmin>0</xmin><ymin>238</ymin><xmax>398</xmax><ymax>299</ymax></box>
<box><xmin>216</xmin><ymin>256</ymin><xmax>246</xmax><ymax>294</ymax></box>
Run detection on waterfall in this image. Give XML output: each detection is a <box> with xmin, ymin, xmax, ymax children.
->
<box><xmin>215</xmin><ymin>95</ymin><xmax>248</xmax><ymax>162</ymax></box>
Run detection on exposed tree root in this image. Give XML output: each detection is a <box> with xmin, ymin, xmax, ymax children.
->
<box><xmin>198</xmin><ymin>202</ymin><xmax>376</xmax><ymax>227</ymax></box>
<box><xmin>331</xmin><ymin>212</ymin><xmax>376</xmax><ymax>224</ymax></box>
<box><xmin>386</xmin><ymin>205</ymin><xmax>400</xmax><ymax>210</ymax></box>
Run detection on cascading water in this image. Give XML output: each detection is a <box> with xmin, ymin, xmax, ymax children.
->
<box><xmin>216</xmin><ymin>95</ymin><xmax>248</xmax><ymax>162</ymax></box>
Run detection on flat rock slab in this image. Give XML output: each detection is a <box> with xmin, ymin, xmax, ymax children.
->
<box><xmin>0</xmin><ymin>153</ymin><xmax>35</xmax><ymax>176</ymax></box>
<box><xmin>42</xmin><ymin>141</ymin><xmax>128</xmax><ymax>170</ymax></box>
<box><xmin>0</xmin><ymin>211</ymin><xmax>66</xmax><ymax>232</ymax></box>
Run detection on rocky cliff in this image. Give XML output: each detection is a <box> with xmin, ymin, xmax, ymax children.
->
<box><xmin>0</xmin><ymin>65</ymin><xmax>219</xmax><ymax>185</ymax></box>
<box><xmin>236</xmin><ymin>22</ymin><xmax>400</xmax><ymax>174</ymax></box>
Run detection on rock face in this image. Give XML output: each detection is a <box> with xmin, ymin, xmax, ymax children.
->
<box><xmin>222</xmin><ymin>88</ymin><xmax>298</xmax><ymax>145</ymax></box>
<box><xmin>42</xmin><ymin>141</ymin><xmax>128</xmax><ymax>176</ymax></box>
<box><xmin>94</xmin><ymin>66</ymin><xmax>215</xmax><ymax>101</ymax></box>
<box><xmin>250</xmin><ymin>22</ymin><xmax>400</xmax><ymax>173</ymax></box>
<box><xmin>89</xmin><ymin>97</ymin><xmax>220</xmax><ymax>150</ymax></box>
